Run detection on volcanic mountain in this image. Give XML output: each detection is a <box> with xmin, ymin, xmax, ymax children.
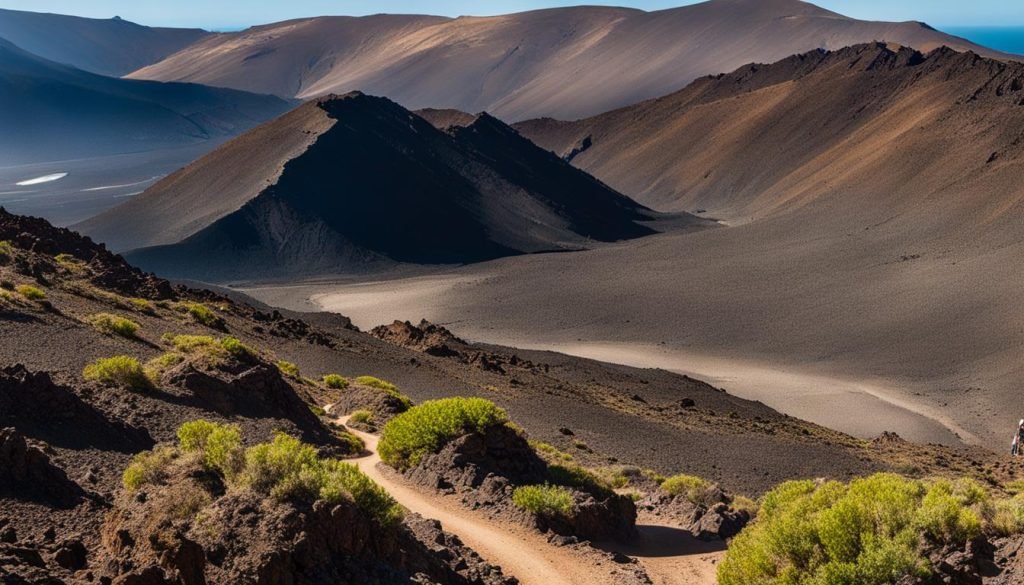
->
<box><xmin>0</xmin><ymin>8</ymin><xmax>209</xmax><ymax>77</ymax></box>
<box><xmin>125</xmin><ymin>0</ymin><xmax>1008</xmax><ymax>120</ymax></box>
<box><xmin>0</xmin><ymin>38</ymin><xmax>292</xmax><ymax>164</ymax></box>
<box><xmin>326</xmin><ymin>42</ymin><xmax>1024</xmax><ymax>447</ymax></box>
<box><xmin>77</xmin><ymin>93</ymin><xmax>674</xmax><ymax>280</ymax></box>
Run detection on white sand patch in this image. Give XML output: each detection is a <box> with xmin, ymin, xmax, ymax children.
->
<box><xmin>16</xmin><ymin>173</ymin><xmax>68</xmax><ymax>186</ymax></box>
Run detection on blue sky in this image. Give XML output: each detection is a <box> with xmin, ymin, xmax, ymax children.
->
<box><xmin>0</xmin><ymin>0</ymin><xmax>1021</xmax><ymax>29</ymax></box>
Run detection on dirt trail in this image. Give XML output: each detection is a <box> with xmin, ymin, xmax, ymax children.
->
<box><xmin>339</xmin><ymin>416</ymin><xmax>611</xmax><ymax>585</ymax></box>
<box><xmin>336</xmin><ymin>413</ymin><xmax>721</xmax><ymax>585</ymax></box>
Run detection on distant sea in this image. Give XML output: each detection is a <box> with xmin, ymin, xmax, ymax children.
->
<box><xmin>943</xmin><ymin>26</ymin><xmax>1024</xmax><ymax>56</ymax></box>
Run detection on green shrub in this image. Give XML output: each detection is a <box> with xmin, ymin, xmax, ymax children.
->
<box><xmin>220</xmin><ymin>336</ymin><xmax>257</xmax><ymax>361</ymax></box>
<box><xmin>350</xmin><ymin>410</ymin><xmax>373</xmax><ymax>424</ymax></box>
<box><xmin>83</xmin><ymin>356</ymin><xmax>151</xmax><ymax>389</ymax></box>
<box><xmin>310</xmin><ymin>405</ymin><xmax>326</xmax><ymax>417</ymax></box>
<box><xmin>16</xmin><ymin>284</ymin><xmax>45</xmax><ymax>300</ymax></box>
<box><xmin>662</xmin><ymin>474</ymin><xmax>720</xmax><ymax>507</ymax></box>
<box><xmin>512</xmin><ymin>484</ymin><xmax>575</xmax><ymax>518</ymax></box>
<box><xmin>180</xmin><ymin>302</ymin><xmax>221</xmax><ymax>327</ymax></box>
<box><xmin>169</xmin><ymin>334</ymin><xmax>218</xmax><ymax>352</ymax></box>
<box><xmin>0</xmin><ymin>241</ymin><xmax>13</xmax><ymax>262</ymax></box>
<box><xmin>276</xmin><ymin>360</ymin><xmax>300</xmax><ymax>378</ymax></box>
<box><xmin>378</xmin><ymin>397</ymin><xmax>509</xmax><ymax>470</ymax></box>
<box><xmin>991</xmin><ymin>497</ymin><xmax>1024</xmax><ymax>536</ymax></box>
<box><xmin>177</xmin><ymin>420</ymin><xmax>243</xmax><ymax>477</ymax></box>
<box><xmin>530</xmin><ymin>440</ymin><xmax>574</xmax><ymax>462</ymax></box>
<box><xmin>354</xmin><ymin>376</ymin><xmax>412</xmax><ymax>409</ymax></box>
<box><xmin>547</xmin><ymin>464</ymin><xmax>614</xmax><ymax>498</ymax></box>
<box><xmin>323</xmin><ymin>374</ymin><xmax>350</xmax><ymax>389</ymax></box>
<box><xmin>86</xmin><ymin>313</ymin><xmax>140</xmax><ymax>338</ymax></box>
<box><xmin>731</xmin><ymin>495</ymin><xmax>760</xmax><ymax>518</ymax></box>
<box><xmin>717</xmin><ymin>474</ymin><xmax>992</xmax><ymax>585</ymax></box>
<box><xmin>123</xmin><ymin>446</ymin><xmax>178</xmax><ymax>491</ymax></box>
<box><xmin>237</xmin><ymin>432</ymin><xmax>399</xmax><ymax>524</ymax></box>
<box><xmin>354</xmin><ymin>375</ymin><xmax>397</xmax><ymax>391</ymax></box>
<box><xmin>129</xmin><ymin>298</ymin><xmax>156</xmax><ymax>314</ymax></box>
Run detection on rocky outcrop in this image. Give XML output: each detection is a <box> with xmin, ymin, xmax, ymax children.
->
<box><xmin>371</xmin><ymin>320</ymin><xmax>466</xmax><ymax>357</ymax></box>
<box><xmin>402</xmin><ymin>424</ymin><xmax>637</xmax><ymax>541</ymax></box>
<box><xmin>0</xmin><ymin>428</ymin><xmax>83</xmax><ymax>508</ymax></box>
<box><xmin>639</xmin><ymin>490</ymin><xmax>750</xmax><ymax>540</ymax></box>
<box><xmin>101</xmin><ymin>462</ymin><xmax>514</xmax><ymax>585</ymax></box>
<box><xmin>0</xmin><ymin>365</ymin><xmax>152</xmax><ymax>452</ymax></box>
<box><xmin>327</xmin><ymin>384</ymin><xmax>410</xmax><ymax>429</ymax></box>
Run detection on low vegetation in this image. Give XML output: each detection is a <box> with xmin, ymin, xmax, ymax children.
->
<box><xmin>178</xmin><ymin>302</ymin><xmax>222</xmax><ymax>328</ymax></box>
<box><xmin>512</xmin><ymin>484</ymin><xmax>575</xmax><ymax>518</ymax></box>
<box><xmin>0</xmin><ymin>241</ymin><xmax>13</xmax><ymax>262</ymax></box>
<box><xmin>718</xmin><ymin>473</ymin><xmax>1024</xmax><ymax>585</ymax></box>
<box><xmin>129</xmin><ymin>298</ymin><xmax>156</xmax><ymax>314</ymax></box>
<box><xmin>547</xmin><ymin>463</ymin><xmax>614</xmax><ymax>498</ymax></box>
<box><xmin>354</xmin><ymin>375</ymin><xmax>412</xmax><ymax>409</ymax></box>
<box><xmin>158</xmin><ymin>334</ymin><xmax>257</xmax><ymax>366</ymax></box>
<box><xmin>378</xmin><ymin>397</ymin><xmax>509</xmax><ymax>470</ymax></box>
<box><xmin>16</xmin><ymin>284</ymin><xmax>45</xmax><ymax>301</ymax></box>
<box><xmin>85</xmin><ymin>313</ymin><xmax>140</xmax><ymax>338</ymax></box>
<box><xmin>125</xmin><ymin>421</ymin><xmax>401</xmax><ymax>526</ymax></box>
<box><xmin>322</xmin><ymin>374</ymin><xmax>349</xmax><ymax>389</ymax></box>
<box><xmin>662</xmin><ymin>474</ymin><xmax>720</xmax><ymax>507</ymax></box>
<box><xmin>83</xmin><ymin>356</ymin><xmax>151</xmax><ymax>390</ymax></box>
<box><xmin>350</xmin><ymin>410</ymin><xmax>373</xmax><ymax>425</ymax></box>
<box><xmin>276</xmin><ymin>360</ymin><xmax>301</xmax><ymax>378</ymax></box>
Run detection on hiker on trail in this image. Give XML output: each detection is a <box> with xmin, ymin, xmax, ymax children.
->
<box><xmin>1012</xmin><ymin>419</ymin><xmax>1024</xmax><ymax>456</ymax></box>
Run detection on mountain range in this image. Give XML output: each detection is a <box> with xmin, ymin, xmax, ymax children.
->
<box><xmin>122</xmin><ymin>0</ymin><xmax>1008</xmax><ymax>120</ymax></box>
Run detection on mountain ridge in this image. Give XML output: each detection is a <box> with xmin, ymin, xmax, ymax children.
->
<box><xmin>124</xmin><ymin>0</ymin><xmax>1010</xmax><ymax>120</ymax></box>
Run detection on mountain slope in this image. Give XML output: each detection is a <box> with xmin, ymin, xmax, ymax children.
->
<box><xmin>514</xmin><ymin>43</ymin><xmax>1024</xmax><ymax>221</ymax></box>
<box><xmin>77</xmin><ymin>93</ymin><xmax>676</xmax><ymax>279</ymax></box>
<box><xmin>126</xmin><ymin>0</ymin><xmax>1009</xmax><ymax>120</ymax></box>
<box><xmin>0</xmin><ymin>38</ymin><xmax>293</xmax><ymax>164</ymax></box>
<box><xmin>0</xmin><ymin>8</ymin><xmax>209</xmax><ymax>77</ymax></box>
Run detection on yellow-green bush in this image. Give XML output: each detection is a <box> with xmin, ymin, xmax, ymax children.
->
<box><xmin>323</xmin><ymin>374</ymin><xmax>349</xmax><ymax>389</ymax></box>
<box><xmin>220</xmin><ymin>336</ymin><xmax>257</xmax><ymax>361</ymax></box>
<box><xmin>179</xmin><ymin>302</ymin><xmax>221</xmax><ymax>327</ymax></box>
<box><xmin>129</xmin><ymin>298</ymin><xmax>156</xmax><ymax>314</ymax></box>
<box><xmin>86</xmin><ymin>313</ymin><xmax>139</xmax><ymax>338</ymax></box>
<box><xmin>378</xmin><ymin>397</ymin><xmax>509</xmax><ymax>470</ymax></box>
<box><xmin>354</xmin><ymin>376</ymin><xmax>412</xmax><ymax>409</ymax></box>
<box><xmin>16</xmin><ymin>284</ymin><xmax>45</xmax><ymax>300</ymax></box>
<box><xmin>662</xmin><ymin>474</ymin><xmax>720</xmax><ymax>507</ymax></box>
<box><xmin>0</xmin><ymin>241</ymin><xmax>13</xmax><ymax>262</ymax></box>
<box><xmin>162</xmin><ymin>334</ymin><xmax>256</xmax><ymax>365</ymax></box>
<box><xmin>718</xmin><ymin>474</ymin><xmax>992</xmax><ymax>585</ymax></box>
<box><xmin>177</xmin><ymin>420</ymin><xmax>243</xmax><ymax>477</ymax></box>
<box><xmin>350</xmin><ymin>410</ymin><xmax>373</xmax><ymax>424</ymax></box>
<box><xmin>276</xmin><ymin>360</ymin><xmax>301</xmax><ymax>378</ymax></box>
<box><xmin>547</xmin><ymin>463</ymin><xmax>614</xmax><ymax>498</ymax></box>
<box><xmin>123</xmin><ymin>446</ymin><xmax>178</xmax><ymax>491</ymax></box>
<box><xmin>512</xmin><ymin>484</ymin><xmax>575</xmax><ymax>518</ymax></box>
<box><xmin>83</xmin><ymin>356</ymin><xmax>151</xmax><ymax>390</ymax></box>
<box><xmin>238</xmin><ymin>432</ymin><xmax>399</xmax><ymax>525</ymax></box>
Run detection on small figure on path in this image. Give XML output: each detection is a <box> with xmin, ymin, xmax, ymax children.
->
<box><xmin>1011</xmin><ymin>419</ymin><xmax>1024</xmax><ymax>456</ymax></box>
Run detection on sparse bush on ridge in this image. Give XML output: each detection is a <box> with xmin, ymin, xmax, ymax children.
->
<box><xmin>276</xmin><ymin>360</ymin><xmax>300</xmax><ymax>378</ymax></box>
<box><xmin>159</xmin><ymin>334</ymin><xmax>258</xmax><ymax>367</ymax></box>
<box><xmin>355</xmin><ymin>375</ymin><xmax>398</xmax><ymax>392</ymax></box>
<box><xmin>378</xmin><ymin>397</ymin><xmax>509</xmax><ymax>470</ymax></box>
<box><xmin>129</xmin><ymin>298</ymin><xmax>156</xmax><ymax>314</ymax></box>
<box><xmin>513</xmin><ymin>484</ymin><xmax>575</xmax><ymax>518</ymax></box>
<box><xmin>350</xmin><ymin>410</ymin><xmax>373</xmax><ymax>424</ymax></box>
<box><xmin>177</xmin><ymin>302</ymin><xmax>222</xmax><ymax>328</ymax></box>
<box><xmin>661</xmin><ymin>474</ymin><xmax>720</xmax><ymax>507</ymax></box>
<box><xmin>354</xmin><ymin>375</ymin><xmax>412</xmax><ymax>409</ymax></box>
<box><xmin>123</xmin><ymin>446</ymin><xmax>178</xmax><ymax>491</ymax></box>
<box><xmin>125</xmin><ymin>422</ymin><xmax>400</xmax><ymax>525</ymax></box>
<box><xmin>16</xmin><ymin>284</ymin><xmax>45</xmax><ymax>301</ymax></box>
<box><xmin>0</xmin><ymin>240</ymin><xmax>13</xmax><ymax>262</ymax></box>
<box><xmin>716</xmin><ymin>473</ymin><xmax>1020</xmax><ymax>585</ymax></box>
<box><xmin>86</xmin><ymin>313</ymin><xmax>140</xmax><ymax>338</ymax></box>
<box><xmin>322</xmin><ymin>374</ymin><xmax>349</xmax><ymax>389</ymax></box>
<box><xmin>547</xmin><ymin>463</ymin><xmax>614</xmax><ymax>498</ymax></box>
<box><xmin>83</xmin><ymin>356</ymin><xmax>151</xmax><ymax>390</ymax></box>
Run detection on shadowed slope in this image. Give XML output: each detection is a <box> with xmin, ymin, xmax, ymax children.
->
<box><xmin>126</xmin><ymin>0</ymin><xmax>1009</xmax><ymax>120</ymax></box>
<box><xmin>0</xmin><ymin>9</ymin><xmax>209</xmax><ymax>77</ymax></box>
<box><xmin>79</xmin><ymin>93</ymin><xmax>676</xmax><ymax>280</ymax></box>
<box><xmin>0</xmin><ymin>38</ymin><xmax>292</xmax><ymax>164</ymax></box>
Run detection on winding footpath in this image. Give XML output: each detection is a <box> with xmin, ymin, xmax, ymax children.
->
<box><xmin>337</xmin><ymin>413</ymin><xmax>722</xmax><ymax>585</ymax></box>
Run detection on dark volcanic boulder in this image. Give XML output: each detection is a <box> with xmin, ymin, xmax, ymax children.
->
<box><xmin>327</xmin><ymin>384</ymin><xmax>410</xmax><ymax>428</ymax></box>
<box><xmin>640</xmin><ymin>490</ymin><xmax>750</xmax><ymax>540</ymax></box>
<box><xmin>0</xmin><ymin>428</ymin><xmax>83</xmax><ymax>508</ymax></box>
<box><xmin>0</xmin><ymin>364</ymin><xmax>152</xmax><ymax>452</ymax></box>
<box><xmin>370</xmin><ymin>320</ymin><xmax>466</xmax><ymax>357</ymax></box>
